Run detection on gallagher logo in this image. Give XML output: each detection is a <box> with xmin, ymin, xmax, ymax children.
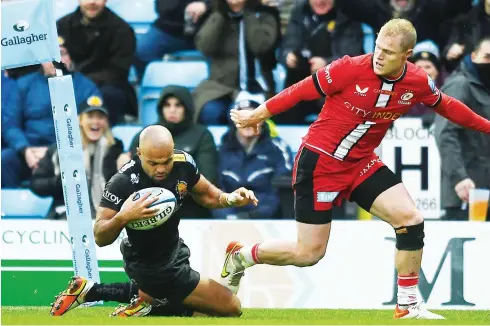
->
<box><xmin>13</xmin><ymin>20</ymin><xmax>30</xmax><ymax>32</ymax></box>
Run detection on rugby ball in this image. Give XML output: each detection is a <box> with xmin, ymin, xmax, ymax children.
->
<box><xmin>126</xmin><ymin>187</ymin><xmax>177</xmax><ymax>230</ymax></box>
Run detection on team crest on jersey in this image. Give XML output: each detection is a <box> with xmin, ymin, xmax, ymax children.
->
<box><xmin>130</xmin><ymin>173</ymin><xmax>139</xmax><ymax>184</ymax></box>
<box><xmin>176</xmin><ymin>181</ymin><xmax>188</xmax><ymax>199</ymax></box>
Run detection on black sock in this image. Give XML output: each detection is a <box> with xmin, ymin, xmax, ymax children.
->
<box><xmin>85</xmin><ymin>282</ymin><xmax>138</xmax><ymax>303</ymax></box>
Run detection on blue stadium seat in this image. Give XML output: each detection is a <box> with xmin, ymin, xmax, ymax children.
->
<box><xmin>362</xmin><ymin>24</ymin><xmax>375</xmax><ymax>54</ymax></box>
<box><xmin>112</xmin><ymin>124</ymin><xmax>143</xmax><ymax>152</ymax></box>
<box><xmin>208</xmin><ymin>126</ymin><xmax>228</xmax><ymax>147</ymax></box>
<box><xmin>139</xmin><ymin>61</ymin><xmax>209</xmax><ymax>125</ymax></box>
<box><xmin>168</xmin><ymin>50</ymin><xmax>206</xmax><ymax>61</ymax></box>
<box><xmin>1</xmin><ymin>189</ymin><xmax>53</xmax><ymax>219</ymax></box>
<box><xmin>128</xmin><ymin>65</ymin><xmax>138</xmax><ymax>84</ymax></box>
<box><xmin>273</xmin><ymin>63</ymin><xmax>287</xmax><ymax>93</ymax></box>
<box><xmin>107</xmin><ymin>0</ymin><xmax>157</xmax><ymax>34</ymax></box>
<box><xmin>54</xmin><ymin>0</ymin><xmax>78</xmax><ymax>20</ymax></box>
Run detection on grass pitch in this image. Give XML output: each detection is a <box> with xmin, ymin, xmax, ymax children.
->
<box><xmin>1</xmin><ymin>307</ymin><xmax>489</xmax><ymax>325</ymax></box>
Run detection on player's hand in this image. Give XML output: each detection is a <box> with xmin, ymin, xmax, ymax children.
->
<box><xmin>286</xmin><ymin>52</ymin><xmax>298</xmax><ymax>68</ymax></box>
<box><xmin>446</xmin><ymin>43</ymin><xmax>465</xmax><ymax>61</ymax></box>
<box><xmin>455</xmin><ymin>178</ymin><xmax>475</xmax><ymax>203</ymax></box>
<box><xmin>227</xmin><ymin>187</ymin><xmax>259</xmax><ymax>207</ymax></box>
<box><xmin>309</xmin><ymin>57</ymin><xmax>327</xmax><ymax>73</ymax></box>
<box><xmin>230</xmin><ymin>108</ymin><xmax>261</xmax><ymax>134</ymax></box>
<box><xmin>119</xmin><ymin>192</ymin><xmax>160</xmax><ymax>222</ymax></box>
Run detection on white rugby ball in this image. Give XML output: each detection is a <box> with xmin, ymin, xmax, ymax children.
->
<box><xmin>126</xmin><ymin>187</ymin><xmax>177</xmax><ymax>230</ymax></box>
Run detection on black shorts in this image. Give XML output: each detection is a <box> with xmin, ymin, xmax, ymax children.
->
<box><xmin>122</xmin><ymin>238</ymin><xmax>200</xmax><ymax>305</ymax></box>
<box><xmin>292</xmin><ymin>146</ymin><xmax>401</xmax><ymax>224</ymax></box>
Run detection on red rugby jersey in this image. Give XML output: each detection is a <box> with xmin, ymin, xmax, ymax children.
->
<box><xmin>266</xmin><ymin>54</ymin><xmax>490</xmax><ymax>161</ymax></box>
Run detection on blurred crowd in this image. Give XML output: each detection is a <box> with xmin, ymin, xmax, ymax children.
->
<box><xmin>1</xmin><ymin>0</ymin><xmax>489</xmax><ymax>221</ymax></box>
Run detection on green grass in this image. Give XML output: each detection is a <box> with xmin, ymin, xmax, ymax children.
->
<box><xmin>1</xmin><ymin>307</ymin><xmax>489</xmax><ymax>325</ymax></box>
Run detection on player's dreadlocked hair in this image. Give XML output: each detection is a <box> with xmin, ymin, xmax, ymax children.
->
<box><xmin>379</xmin><ymin>18</ymin><xmax>417</xmax><ymax>52</ymax></box>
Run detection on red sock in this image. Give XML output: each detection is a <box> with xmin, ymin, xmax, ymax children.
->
<box><xmin>398</xmin><ymin>274</ymin><xmax>418</xmax><ymax>287</ymax></box>
<box><xmin>251</xmin><ymin>244</ymin><xmax>261</xmax><ymax>264</ymax></box>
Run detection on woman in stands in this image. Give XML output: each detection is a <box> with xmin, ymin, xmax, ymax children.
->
<box><xmin>30</xmin><ymin>96</ymin><xmax>125</xmax><ymax>219</ymax></box>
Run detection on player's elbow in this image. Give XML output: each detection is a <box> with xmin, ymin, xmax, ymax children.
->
<box><xmin>94</xmin><ymin>232</ymin><xmax>112</xmax><ymax>247</ymax></box>
<box><xmin>94</xmin><ymin>236</ymin><xmax>108</xmax><ymax>247</ymax></box>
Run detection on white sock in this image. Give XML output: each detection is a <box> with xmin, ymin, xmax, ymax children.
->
<box><xmin>238</xmin><ymin>244</ymin><xmax>261</xmax><ymax>267</ymax></box>
<box><xmin>397</xmin><ymin>274</ymin><xmax>419</xmax><ymax>309</ymax></box>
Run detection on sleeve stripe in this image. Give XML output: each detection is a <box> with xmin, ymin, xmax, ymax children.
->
<box><xmin>427</xmin><ymin>93</ymin><xmax>442</xmax><ymax>107</ymax></box>
<box><xmin>312</xmin><ymin>71</ymin><xmax>326</xmax><ymax>96</ymax></box>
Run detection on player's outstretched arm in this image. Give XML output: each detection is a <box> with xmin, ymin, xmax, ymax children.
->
<box><xmin>434</xmin><ymin>93</ymin><xmax>490</xmax><ymax>133</ymax></box>
<box><xmin>190</xmin><ymin>175</ymin><xmax>259</xmax><ymax>209</ymax></box>
<box><xmin>230</xmin><ymin>74</ymin><xmax>326</xmax><ymax>129</ymax></box>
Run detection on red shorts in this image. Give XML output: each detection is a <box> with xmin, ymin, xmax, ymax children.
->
<box><xmin>292</xmin><ymin>144</ymin><xmax>389</xmax><ymax>223</ymax></box>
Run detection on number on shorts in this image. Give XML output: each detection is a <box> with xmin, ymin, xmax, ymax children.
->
<box><xmin>333</xmin><ymin>121</ymin><xmax>376</xmax><ymax>160</ymax></box>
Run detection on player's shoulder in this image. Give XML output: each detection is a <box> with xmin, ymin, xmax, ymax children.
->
<box><xmin>332</xmin><ymin>53</ymin><xmax>372</xmax><ymax>69</ymax></box>
<box><xmin>406</xmin><ymin>61</ymin><xmax>432</xmax><ymax>83</ymax></box>
<box><xmin>173</xmin><ymin>149</ymin><xmax>198</xmax><ymax>170</ymax></box>
<box><xmin>406</xmin><ymin>62</ymin><xmax>438</xmax><ymax>91</ymax></box>
<box><xmin>117</xmin><ymin>157</ymin><xmax>139</xmax><ymax>175</ymax></box>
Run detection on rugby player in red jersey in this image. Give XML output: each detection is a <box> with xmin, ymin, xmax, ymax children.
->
<box><xmin>220</xmin><ymin>18</ymin><xmax>490</xmax><ymax>320</ymax></box>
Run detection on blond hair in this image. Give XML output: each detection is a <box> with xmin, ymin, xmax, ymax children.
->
<box><xmin>379</xmin><ymin>18</ymin><xmax>417</xmax><ymax>52</ymax></box>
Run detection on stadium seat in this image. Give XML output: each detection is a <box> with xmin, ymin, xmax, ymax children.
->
<box><xmin>208</xmin><ymin>126</ymin><xmax>228</xmax><ymax>148</ymax></box>
<box><xmin>54</xmin><ymin>0</ymin><xmax>78</xmax><ymax>20</ymax></box>
<box><xmin>362</xmin><ymin>24</ymin><xmax>375</xmax><ymax>54</ymax></box>
<box><xmin>273</xmin><ymin>63</ymin><xmax>287</xmax><ymax>93</ymax></box>
<box><xmin>1</xmin><ymin>189</ymin><xmax>53</xmax><ymax>219</ymax></box>
<box><xmin>112</xmin><ymin>124</ymin><xmax>143</xmax><ymax>152</ymax></box>
<box><xmin>139</xmin><ymin>61</ymin><xmax>209</xmax><ymax>125</ymax></box>
<box><xmin>166</xmin><ymin>50</ymin><xmax>206</xmax><ymax>61</ymax></box>
<box><xmin>128</xmin><ymin>65</ymin><xmax>138</xmax><ymax>84</ymax></box>
<box><xmin>107</xmin><ymin>0</ymin><xmax>157</xmax><ymax>34</ymax></box>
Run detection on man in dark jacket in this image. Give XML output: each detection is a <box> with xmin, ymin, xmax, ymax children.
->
<box><xmin>443</xmin><ymin>0</ymin><xmax>490</xmax><ymax>71</ymax></box>
<box><xmin>274</xmin><ymin>0</ymin><xmax>363</xmax><ymax>124</ymax></box>
<box><xmin>129</xmin><ymin>85</ymin><xmax>218</xmax><ymax>218</ymax></box>
<box><xmin>134</xmin><ymin>0</ymin><xmax>211</xmax><ymax>79</ymax></box>
<box><xmin>57</xmin><ymin>0</ymin><xmax>137</xmax><ymax>125</ymax></box>
<box><xmin>213</xmin><ymin>99</ymin><xmax>293</xmax><ymax>219</ymax></box>
<box><xmin>434</xmin><ymin>38</ymin><xmax>490</xmax><ymax>221</ymax></box>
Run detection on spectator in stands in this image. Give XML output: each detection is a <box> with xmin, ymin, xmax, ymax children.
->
<box><xmin>134</xmin><ymin>0</ymin><xmax>211</xmax><ymax>79</ymax></box>
<box><xmin>406</xmin><ymin>41</ymin><xmax>442</xmax><ymax>127</ymax></box>
<box><xmin>1</xmin><ymin>72</ymin><xmax>20</xmax><ymax>149</ymax></box>
<box><xmin>1</xmin><ymin>42</ymin><xmax>101</xmax><ymax>188</ymax></box>
<box><xmin>213</xmin><ymin>98</ymin><xmax>293</xmax><ymax>219</ymax></box>
<box><xmin>434</xmin><ymin>38</ymin><xmax>490</xmax><ymax>221</ymax></box>
<box><xmin>193</xmin><ymin>0</ymin><xmax>280</xmax><ymax>125</ymax></box>
<box><xmin>30</xmin><ymin>97</ymin><xmax>124</xmax><ymax>219</ymax></box>
<box><xmin>129</xmin><ymin>85</ymin><xmax>218</xmax><ymax>218</ymax></box>
<box><xmin>273</xmin><ymin>0</ymin><xmax>364</xmax><ymax>124</ymax></box>
<box><xmin>335</xmin><ymin>0</ymin><xmax>472</xmax><ymax>51</ymax></box>
<box><xmin>57</xmin><ymin>0</ymin><xmax>137</xmax><ymax>125</ymax></box>
<box><xmin>443</xmin><ymin>0</ymin><xmax>490</xmax><ymax>71</ymax></box>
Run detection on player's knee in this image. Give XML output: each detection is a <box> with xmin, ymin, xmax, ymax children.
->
<box><xmin>295</xmin><ymin>243</ymin><xmax>326</xmax><ymax>267</ymax></box>
<box><xmin>395</xmin><ymin>206</ymin><xmax>423</xmax><ymax>227</ymax></box>
<box><xmin>394</xmin><ymin>221</ymin><xmax>425</xmax><ymax>251</ymax></box>
<box><xmin>222</xmin><ymin>296</ymin><xmax>242</xmax><ymax>317</ymax></box>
